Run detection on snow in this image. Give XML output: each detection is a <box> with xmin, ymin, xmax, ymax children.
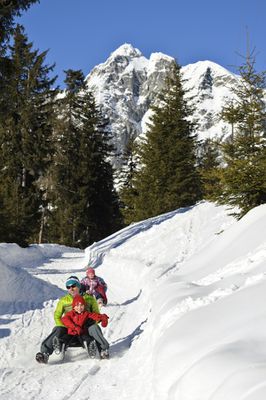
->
<box><xmin>110</xmin><ymin>43</ymin><xmax>142</xmax><ymax>59</ymax></box>
<box><xmin>125</xmin><ymin>55</ymin><xmax>149</xmax><ymax>72</ymax></box>
<box><xmin>83</xmin><ymin>44</ymin><xmax>244</xmax><ymax>162</ymax></box>
<box><xmin>1</xmin><ymin>201</ymin><xmax>266</xmax><ymax>399</ymax></box>
<box><xmin>147</xmin><ymin>52</ymin><xmax>175</xmax><ymax>75</ymax></box>
<box><xmin>182</xmin><ymin>60</ymin><xmax>237</xmax><ymax>81</ymax></box>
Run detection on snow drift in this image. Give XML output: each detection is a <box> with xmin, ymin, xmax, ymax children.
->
<box><xmin>0</xmin><ymin>201</ymin><xmax>266</xmax><ymax>400</ymax></box>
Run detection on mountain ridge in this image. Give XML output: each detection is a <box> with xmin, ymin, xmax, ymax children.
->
<box><xmin>84</xmin><ymin>43</ymin><xmax>238</xmax><ymax>167</ymax></box>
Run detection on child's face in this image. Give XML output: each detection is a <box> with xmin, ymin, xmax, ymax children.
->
<box><xmin>74</xmin><ymin>303</ymin><xmax>85</xmax><ymax>314</ymax></box>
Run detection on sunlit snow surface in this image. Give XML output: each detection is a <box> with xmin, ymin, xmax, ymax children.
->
<box><xmin>1</xmin><ymin>201</ymin><xmax>266</xmax><ymax>400</ymax></box>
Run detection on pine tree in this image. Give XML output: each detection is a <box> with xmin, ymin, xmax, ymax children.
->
<box><xmin>50</xmin><ymin>70</ymin><xmax>122</xmax><ymax>248</ymax></box>
<box><xmin>125</xmin><ymin>61</ymin><xmax>202</xmax><ymax>222</ymax></box>
<box><xmin>0</xmin><ymin>0</ymin><xmax>39</xmax><ymax>50</ymax></box>
<box><xmin>220</xmin><ymin>100</ymin><xmax>241</xmax><ymax>139</ymax></box>
<box><xmin>119</xmin><ymin>137</ymin><xmax>140</xmax><ymax>225</ymax></box>
<box><xmin>219</xmin><ymin>52</ymin><xmax>266</xmax><ymax>217</ymax></box>
<box><xmin>0</xmin><ymin>25</ymin><xmax>57</xmax><ymax>245</ymax></box>
<box><xmin>198</xmin><ymin>138</ymin><xmax>223</xmax><ymax>200</ymax></box>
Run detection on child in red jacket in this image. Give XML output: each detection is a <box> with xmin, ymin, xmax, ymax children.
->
<box><xmin>60</xmin><ymin>295</ymin><xmax>109</xmax><ymax>355</ymax></box>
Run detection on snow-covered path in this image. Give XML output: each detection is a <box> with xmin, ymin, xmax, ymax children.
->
<box><xmin>1</xmin><ymin>201</ymin><xmax>266</xmax><ymax>400</ymax></box>
<box><xmin>0</xmin><ymin>250</ymin><xmax>148</xmax><ymax>400</ymax></box>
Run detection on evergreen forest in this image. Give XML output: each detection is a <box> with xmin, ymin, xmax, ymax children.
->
<box><xmin>0</xmin><ymin>1</ymin><xmax>266</xmax><ymax>248</ymax></box>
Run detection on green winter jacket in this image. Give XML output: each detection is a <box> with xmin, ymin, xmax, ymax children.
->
<box><xmin>54</xmin><ymin>293</ymin><xmax>99</xmax><ymax>327</ymax></box>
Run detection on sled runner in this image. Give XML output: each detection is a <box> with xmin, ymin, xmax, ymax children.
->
<box><xmin>52</xmin><ymin>335</ymin><xmax>102</xmax><ymax>361</ymax></box>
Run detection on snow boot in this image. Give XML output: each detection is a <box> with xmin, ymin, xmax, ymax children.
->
<box><xmin>52</xmin><ymin>336</ymin><xmax>61</xmax><ymax>355</ymax></box>
<box><xmin>100</xmin><ymin>349</ymin><xmax>109</xmax><ymax>359</ymax></box>
<box><xmin>84</xmin><ymin>339</ymin><xmax>99</xmax><ymax>359</ymax></box>
<box><xmin>52</xmin><ymin>336</ymin><xmax>66</xmax><ymax>361</ymax></box>
<box><xmin>36</xmin><ymin>352</ymin><xmax>49</xmax><ymax>364</ymax></box>
<box><xmin>58</xmin><ymin>342</ymin><xmax>66</xmax><ymax>361</ymax></box>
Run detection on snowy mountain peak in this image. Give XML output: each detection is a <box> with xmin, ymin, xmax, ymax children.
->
<box><xmin>149</xmin><ymin>51</ymin><xmax>175</xmax><ymax>64</ymax></box>
<box><xmin>110</xmin><ymin>43</ymin><xmax>142</xmax><ymax>59</ymax></box>
<box><xmin>182</xmin><ymin>60</ymin><xmax>237</xmax><ymax>89</ymax></box>
<box><xmin>147</xmin><ymin>52</ymin><xmax>175</xmax><ymax>75</ymax></box>
<box><xmin>184</xmin><ymin>59</ymin><xmax>232</xmax><ymax>75</ymax></box>
<box><xmin>84</xmin><ymin>44</ymin><xmax>241</xmax><ymax>166</ymax></box>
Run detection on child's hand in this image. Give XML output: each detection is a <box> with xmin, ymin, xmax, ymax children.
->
<box><xmin>71</xmin><ymin>325</ymin><xmax>82</xmax><ymax>335</ymax></box>
<box><xmin>100</xmin><ymin>314</ymin><xmax>109</xmax><ymax>328</ymax></box>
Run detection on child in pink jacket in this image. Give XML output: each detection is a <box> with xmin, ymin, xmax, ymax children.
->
<box><xmin>80</xmin><ymin>267</ymin><xmax>108</xmax><ymax>306</ymax></box>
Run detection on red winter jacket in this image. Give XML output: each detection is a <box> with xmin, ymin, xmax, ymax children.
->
<box><xmin>61</xmin><ymin>310</ymin><xmax>108</xmax><ymax>335</ymax></box>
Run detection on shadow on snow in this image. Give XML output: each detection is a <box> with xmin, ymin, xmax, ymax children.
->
<box><xmin>110</xmin><ymin>319</ymin><xmax>147</xmax><ymax>358</ymax></box>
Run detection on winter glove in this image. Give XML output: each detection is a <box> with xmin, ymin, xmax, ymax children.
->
<box><xmin>69</xmin><ymin>327</ymin><xmax>81</xmax><ymax>335</ymax></box>
<box><xmin>87</xmin><ymin>312</ymin><xmax>103</xmax><ymax>322</ymax></box>
<box><xmin>100</xmin><ymin>314</ymin><xmax>109</xmax><ymax>328</ymax></box>
<box><xmin>76</xmin><ymin>326</ymin><xmax>82</xmax><ymax>335</ymax></box>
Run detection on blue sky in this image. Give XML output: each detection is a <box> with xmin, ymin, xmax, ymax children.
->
<box><xmin>17</xmin><ymin>0</ymin><xmax>266</xmax><ymax>87</ymax></box>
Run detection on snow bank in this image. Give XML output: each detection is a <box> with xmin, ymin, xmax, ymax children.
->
<box><xmin>0</xmin><ymin>260</ymin><xmax>64</xmax><ymax>314</ymax></box>
<box><xmin>85</xmin><ymin>201</ymin><xmax>266</xmax><ymax>400</ymax></box>
<box><xmin>0</xmin><ymin>244</ymin><xmax>77</xmax><ymax>314</ymax></box>
<box><xmin>1</xmin><ymin>201</ymin><xmax>266</xmax><ymax>400</ymax></box>
<box><xmin>0</xmin><ymin>243</ymin><xmax>81</xmax><ymax>268</ymax></box>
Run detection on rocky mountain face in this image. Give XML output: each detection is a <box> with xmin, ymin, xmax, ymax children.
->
<box><xmin>85</xmin><ymin>43</ymin><xmax>239</xmax><ymax>168</ymax></box>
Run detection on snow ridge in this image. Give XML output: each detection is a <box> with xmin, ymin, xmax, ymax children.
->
<box><xmin>1</xmin><ymin>202</ymin><xmax>266</xmax><ymax>400</ymax></box>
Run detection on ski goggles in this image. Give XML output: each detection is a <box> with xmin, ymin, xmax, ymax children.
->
<box><xmin>66</xmin><ymin>284</ymin><xmax>77</xmax><ymax>289</ymax></box>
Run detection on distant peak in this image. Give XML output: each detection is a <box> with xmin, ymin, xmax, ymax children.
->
<box><xmin>183</xmin><ymin>60</ymin><xmax>232</xmax><ymax>76</ymax></box>
<box><xmin>149</xmin><ymin>52</ymin><xmax>175</xmax><ymax>63</ymax></box>
<box><xmin>110</xmin><ymin>43</ymin><xmax>142</xmax><ymax>58</ymax></box>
